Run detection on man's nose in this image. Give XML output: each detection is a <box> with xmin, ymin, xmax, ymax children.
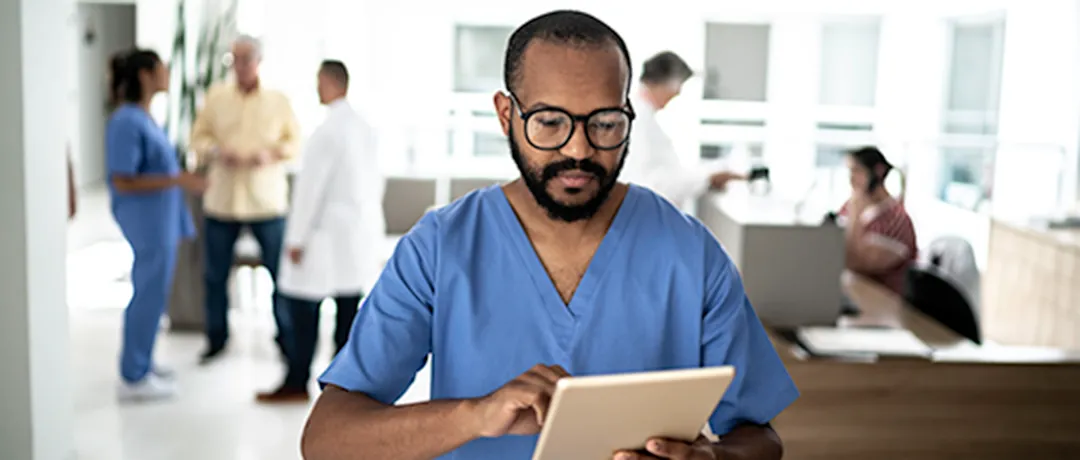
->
<box><xmin>559</xmin><ymin>122</ymin><xmax>594</xmax><ymax>161</ymax></box>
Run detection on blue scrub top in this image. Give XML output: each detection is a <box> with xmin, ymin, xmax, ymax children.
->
<box><xmin>105</xmin><ymin>104</ymin><xmax>195</xmax><ymax>250</ymax></box>
<box><xmin>320</xmin><ymin>185</ymin><xmax>799</xmax><ymax>459</ymax></box>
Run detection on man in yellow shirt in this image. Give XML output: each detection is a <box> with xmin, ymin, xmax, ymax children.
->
<box><xmin>190</xmin><ymin>35</ymin><xmax>301</xmax><ymax>363</ymax></box>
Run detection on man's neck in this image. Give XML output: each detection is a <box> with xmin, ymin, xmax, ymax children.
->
<box><xmin>504</xmin><ymin>180</ymin><xmax>626</xmax><ymax>241</ymax></box>
<box><xmin>238</xmin><ymin>78</ymin><xmax>260</xmax><ymax>94</ymax></box>
<box><xmin>639</xmin><ymin>86</ymin><xmax>662</xmax><ymax>111</ymax></box>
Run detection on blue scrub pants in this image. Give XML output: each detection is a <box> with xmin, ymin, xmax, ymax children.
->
<box><xmin>120</xmin><ymin>245</ymin><xmax>177</xmax><ymax>383</ymax></box>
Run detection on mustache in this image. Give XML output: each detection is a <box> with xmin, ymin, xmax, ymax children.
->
<box><xmin>541</xmin><ymin>158</ymin><xmax>608</xmax><ymax>182</ymax></box>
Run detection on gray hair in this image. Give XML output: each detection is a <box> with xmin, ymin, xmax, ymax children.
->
<box><xmin>232</xmin><ymin>34</ymin><xmax>263</xmax><ymax>59</ymax></box>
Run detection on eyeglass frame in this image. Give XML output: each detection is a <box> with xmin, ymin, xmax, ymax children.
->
<box><xmin>507</xmin><ymin>92</ymin><xmax>636</xmax><ymax>151</ymax></box>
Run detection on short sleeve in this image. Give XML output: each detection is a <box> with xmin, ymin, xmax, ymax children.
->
<box><xmin>105</xmin><ymin>113</ymin><xmax>142</xmax><ymax>176</ymax></box>
<box><xmin>701</xmin><ymin>235</ymin><xmax>799</xmax><ymax>435</ymax></box>
<box><xmin>318</xmin><ymin>212</ymin><xmax>438</xmax><ymax>404</ymax></box>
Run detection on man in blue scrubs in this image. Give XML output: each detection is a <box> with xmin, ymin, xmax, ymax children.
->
<box><xmin>303</xmin><ymin>10</ymin><xmax>798</xmax><ymax>460</ymax></box>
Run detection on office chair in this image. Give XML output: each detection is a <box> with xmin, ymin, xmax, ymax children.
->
<box><xmin>926</xmin><ymin>236</ymin><xmax>982</xmax><ymax>317</ymax></box>
<box><xmin>903</xmin><ymin>262</ymin><xmax>982</xmax><ymax>344</ymax></box>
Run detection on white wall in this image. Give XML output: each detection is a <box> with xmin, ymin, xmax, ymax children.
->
<box><xmin>993</xmin><ymin>0</ymin><xmax>1080</xmax><ymax>219</ymax></box>
<box><xmin>74</xmin><ymin>3</ymin><xmax>136</xmax><ymax>189</ymax></box>
<box><xmin>0</xmin><ymin>0</ymin><xmax>75</xmax><ymax>458</ymax></box>
<box><xmin>134</xmin><ymin>0</ymin><xmax>179</xmax><ymax>123</ymax></box>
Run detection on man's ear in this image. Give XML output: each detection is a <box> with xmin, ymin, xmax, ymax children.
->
<box><xmin>493</xmin><ymin>91</ymin><xmax>512</xmax><ymax>136</ymax></box>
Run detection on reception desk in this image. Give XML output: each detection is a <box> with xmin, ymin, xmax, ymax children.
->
<box><xmin>771</xmin><ymin>271</ymin><xmax>1080</xmax><ymax>460</ymax></box>
<box><xmin>982</xmin><ymin>218</ymin><xmax>1080</xmax><ymax>349</ymax></box>
<box><xmin>697</xmin><ymin>191</ymin><xmax>844</xmax><ymax>327</ymax></box>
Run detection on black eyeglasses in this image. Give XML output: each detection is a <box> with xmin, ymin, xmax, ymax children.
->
<box><xmin>509</xmin><ymin>93</ymin><xmax>635</xmax><ymax>151</ymax></box>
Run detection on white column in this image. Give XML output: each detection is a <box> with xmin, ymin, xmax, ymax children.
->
<box><xmin>993</xmin><ymin>0</ymin><xmax>1080</xmax><ymax>218</ymax></box>
<box><xmin>0</xmin><ymin>0</ymin><xmax>76</xmax><ymax>459</ymax></box>
<box><xmin>762</xmin><ymin>15</ymin><xmax>821</xmax><ymax>197</ymax></box>
<box><xmin>873</xmin><ymin>10</ymin><xmax>949</xmax><ymax>201</ymax></box>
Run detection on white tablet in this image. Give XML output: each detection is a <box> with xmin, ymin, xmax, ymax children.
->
<box><xmin>531</xmin><ymin>366</ymin><xmax>736</xmax><ymax>460</ymax></box>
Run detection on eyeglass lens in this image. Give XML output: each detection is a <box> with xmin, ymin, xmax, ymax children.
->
<box><xmin>526</xmin><ymin>109</ymin><xmax>631</xmax><ymax>149</ymax></box>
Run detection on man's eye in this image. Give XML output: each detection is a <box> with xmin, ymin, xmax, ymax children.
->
<box><xmin>536</xmin><ymin>117</ymin><xmax>566</xmax><ymax>128</ymax></box>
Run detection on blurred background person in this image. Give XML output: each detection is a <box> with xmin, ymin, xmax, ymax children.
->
<box><xmin>190</xmin><ymin>35</ymin><xmax>302</xmax><ymax>364</ymax></box>
<box><xmin>106</xmin><ymin>49</ymin><xmax>206</xmax><ymax>401</ymax></box>
<box><xmin>622</xmin><ymin>51</ymin><xmax>745</xmax><ymax>208</ymax></box>
<box><xmin>838</xmin><ymin>146</ymin><xmax>916</xmax><ymax>295</ymax></box>
<box><xmin>258</xmin><ymin>60</ymin><xmax>385</xmax><ymax>403</ymax></box>
<box><xmin>67</xmin><ymin>143</ymin><xmax>76</xmax><ymax>219</ymax></box>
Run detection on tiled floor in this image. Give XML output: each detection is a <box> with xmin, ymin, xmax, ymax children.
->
<box><xmin>68</xmin><ymin>186</ymin><xmax>431</xmax><ymax>460</ymax></box>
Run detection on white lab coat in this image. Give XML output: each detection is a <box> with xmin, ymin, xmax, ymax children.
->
<box><xmin>622</xmin><ymin>93</ymin><xmax>715</xmax><ymax>208</ymax></box>
<box><xmin>277</xmin><ymin>99</ymin><xmax>386</xmax><ymax>300</ymax></box>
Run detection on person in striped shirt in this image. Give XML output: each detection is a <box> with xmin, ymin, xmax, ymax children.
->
<box><xmin>838</xmin><ymin>146</ymin><xmax>917</xmax><ymax>295</ymax></box>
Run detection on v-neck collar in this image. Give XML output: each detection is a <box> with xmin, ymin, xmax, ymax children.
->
<box><xmin>490</xmin><ymin>184</ymin><xmax>642</xmax><ymax>324</ymax></box>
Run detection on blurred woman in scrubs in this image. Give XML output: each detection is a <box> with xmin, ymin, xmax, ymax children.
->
<box><xmin>106</xmin><ymin>49</ymin><xmax>207</xmax><ymax>402</ymax></box>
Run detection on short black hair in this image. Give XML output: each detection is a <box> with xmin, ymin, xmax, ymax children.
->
<box><xmin>503</xmin><ymin>10</ymin><xmax>632</xmax><ymax>96</ymax></box>
<box><xmin>319</xmin><ymin>60</ymin><xmax>349</xmax><ymax>88</ymax></box>
<box><xmin>640</xmin><ymin>51</ymin><xmax>693</xmax><ymax>84</ymax></box>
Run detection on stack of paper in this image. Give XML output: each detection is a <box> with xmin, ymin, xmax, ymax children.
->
<box><xmin>795</xmin><ymin>327</ymin><xmax>933</xmax><ymax>359</ymax></box>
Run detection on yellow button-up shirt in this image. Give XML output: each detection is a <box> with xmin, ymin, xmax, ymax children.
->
<box><xmin>190</xmin><ymin>82</ymin><xmax>301</xmax><ymax>220</ymax></box>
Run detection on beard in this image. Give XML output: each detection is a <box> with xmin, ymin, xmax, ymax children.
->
<box><xmin>509</xmin><ymin>128</ymin><xmax>628</xmax><ymax>222</ymax></box>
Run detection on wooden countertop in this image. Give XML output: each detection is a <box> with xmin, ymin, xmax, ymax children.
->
<box><xmin>770</xmin><ymin>271</ymin><xmax>1080</xmax><ymax>459</ymax></box>
<box><xmin>776</xmin><ymin>270</ymin><xmax>1080</xmax><ymax>365</ymax></box>
<box><xmin>992</xmin><ymin>218</ymin><xmax>1080</xmax><ymax>251</ymax></box>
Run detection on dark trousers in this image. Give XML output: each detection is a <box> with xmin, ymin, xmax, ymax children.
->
<box><xmin>284</xmin><ymin>293</ymin><xmax>361</xmax><ymax>389</ymax></box>
<box><xmin>203</xmin><ymin>216</ymin><xmax>292</xmax><ymax>358</ymax></box>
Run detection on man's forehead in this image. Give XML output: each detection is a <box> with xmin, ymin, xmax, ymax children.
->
<box><xmin>233</xmin><ymin>42</ymin><xmax>256</xmax><ymax>55</ymax></box>
<box><xmin>516</xmin><ymin>40</ymin><xmax>629</xmax><ymax>111</ymax></box>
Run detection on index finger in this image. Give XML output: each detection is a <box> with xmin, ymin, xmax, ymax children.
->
<box><xmin>528</xmin><ymin>364</ymin><xmax>571</xmax><ymax>384</ymax></box>
<box><xmin>645</xmin><ymin>438</ymin><xmax>696</xmax><ymax>459</ymax></box>
<box><xmin>548</xmin><ymin>364</ymin><xmax>571</xmax><ymax>378</ymax></box>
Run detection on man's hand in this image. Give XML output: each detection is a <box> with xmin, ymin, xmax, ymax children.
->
<box><xmin>288</xmin><ymin>247</ymin><xmax>304</xmax><ymax>265</ymax></box>
<box><xmin>249</xmin><ymin>149</ymin><xmax>277</xmax><ymax>168</ymax></box>
<box><xmin>614</xmin><ymin>435</ymin><xmax>719</xmax><ymax>460</ymax></box>
<box><xmin>177</xmin><ymin>172</ymin><xmax>209</xmax><ymax>195</ymax></box>
<box><xmin>709</xmin><ymin>172</ymin><xmax>747</xmax><ymax>191</ymax></box>
<box><xmin>218</xmin><ymin>147</ymin><xmax>243</xmax><ymax>168</ymax></box>
<box><xmin>468</xmin><ymin>364</ymin><xmax>570</xmax><ymax>438</ymax></box>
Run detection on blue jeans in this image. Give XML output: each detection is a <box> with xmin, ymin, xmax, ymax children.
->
<box><xmin>120</xmin><ymin>244</ymin><xmax>178</xmax><ymax>382</ymax></box>
<box><xmin>203</xmin><ymin>216</ymin><xmax>292</xmax><ymax>358</ymax></box>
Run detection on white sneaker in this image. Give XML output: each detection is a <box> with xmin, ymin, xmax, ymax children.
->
<box><xmin>150</xmin><ymin>365</ymin><xmax>176</xmax><ymax>381</ymax></box>
<box><xmin>117</xmin><ymin>374</ymin><xmax>177</xmax><ymax>403</ymax></box>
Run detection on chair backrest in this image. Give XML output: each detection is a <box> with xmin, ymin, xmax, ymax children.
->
<box><xmin>383</xmin><ymin>178</ymin><xmax>437</xmax><ymax>235</ymax></box>
<box><xmin>904</xmin><ymin>262</ymin><xmax>982</xmax><ymax>344</ymax></box>
<box><xmin>450</xmin><ymin>178</ymin><xmax>502</xmax><ymax>202</ymax></box>
<box><xmin>925</xmin><ymin>236</ymin><xmax>981</xmax><ymax>315</ymax></box>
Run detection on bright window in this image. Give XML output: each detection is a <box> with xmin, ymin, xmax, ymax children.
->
<box><xmin>818</xmin><ymin>19</ymin><xmax>880</xmax><ymax>107</ymax></box>
<box><xmin>702</xmin><ymin>23</ymin><xmax>771</xmax><ymax>102</ymax></box>
<box><xmin>939</xmin><ymin>18</ymin><xmax>1005</xmax><ymax>213</ymax></box>
<box><xmin>453</xmin><ymin>25</ymin><xmax>512</xmax><ymax>93</ymax></box>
